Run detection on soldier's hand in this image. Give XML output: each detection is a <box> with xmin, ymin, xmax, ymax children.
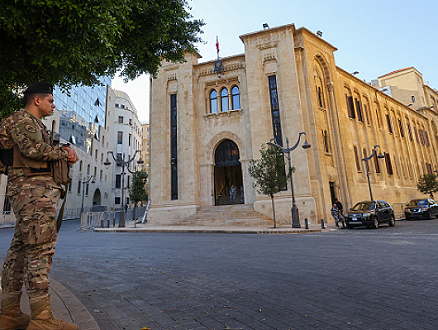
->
<box><xmin>62</xmin><ymin>146</ymin><xmax>79</xmax><ymax>164</ymax></box>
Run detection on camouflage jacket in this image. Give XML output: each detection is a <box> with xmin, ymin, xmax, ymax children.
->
<box><xmin>0</xmin><ymin>109</ymin><xmax>67</xmax><ymax>184</ymax></box>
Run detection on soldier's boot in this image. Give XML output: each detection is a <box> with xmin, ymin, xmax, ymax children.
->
<box><xmin>27</xmin><ymin>296</ymin><xmax>77</xmax><ymax>330</ymax></box>
<box><xmin>0</xmin><ymin>291</ymin><xmax>31</xmax><ymax>330</ymax></box>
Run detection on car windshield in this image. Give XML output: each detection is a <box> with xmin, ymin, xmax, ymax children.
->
<box><xmin>407</xmin><ymin>200</ymin><xmax>427</xmax><ymax>206</ymax></box>
<box><xmin>352</xmin><ymin>202</ymin><xmax>375</xmax><ymax>211</ymax></box>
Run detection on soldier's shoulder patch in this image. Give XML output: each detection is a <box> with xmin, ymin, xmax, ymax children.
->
<box><xmin>25</xmin><ymin>124</ymin><xmax>37</xmax><ymax>133</ymax></box>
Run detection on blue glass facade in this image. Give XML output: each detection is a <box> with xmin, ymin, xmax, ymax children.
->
<box><xmin>53</xmin><ymin>77</ymin><xmax>110</xmax><ymax>152</ymax></box>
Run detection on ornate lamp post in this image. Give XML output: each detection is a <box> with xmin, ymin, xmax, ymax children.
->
<box><xmin>80</xmin><ymin>175</ymin><xmax>95</xmax><ymax>215</ymax></box>
<box><xmin>104</xmin><ymin>150</ymin><xmax>144</xmax><ymax>227</ymax></box>
<box><xmin>361</xmin><ymin>145</ymin><xmax>385</xmax><ymax>201</ymax></box>
<box><xmin>268</xmin><ymin>132</ymin><xmax>311</xmax><ymax>228</ymax></box>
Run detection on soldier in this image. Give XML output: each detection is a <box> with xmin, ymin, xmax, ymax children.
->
<box><xmin>0</xmin><ymin>82</ymin><xmax>79</xmax><ymax>330</ymax></box>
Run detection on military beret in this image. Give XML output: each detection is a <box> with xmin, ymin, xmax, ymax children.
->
<box><xmin>23</xmin><ymin>82</ymin><xmax>53</xmax><ymax>94</ymax></box>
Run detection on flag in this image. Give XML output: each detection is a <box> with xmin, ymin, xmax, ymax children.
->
<box><xmin>216</xmin><ymin>36</ymin><xmax>220</xmax><ymax>56</ymax></box>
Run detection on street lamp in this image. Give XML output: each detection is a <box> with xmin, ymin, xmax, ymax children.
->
<box><xmin>361</xmin><ymin>145</ymin><xmax>385</xmax><ymax>201</ymax></box>
<box><xmin>80</xmin><ymin>175</ymin><xmax>95</xmax><ymax>215</ymax></box>
<box><xmin>267</xmin><ymin>132</ymin><xmax>311</xmax><ymax>228</ymax></box>
<box><xmin>104</xmin><ymin>150</ymin><xmax>144</xmax><ymax>227</ymax></box>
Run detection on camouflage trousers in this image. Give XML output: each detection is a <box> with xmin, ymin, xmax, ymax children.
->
<box><xmin>1</xmin><ymin>177</ymin><xmax>61</xmax><ymax>300</ymax></box>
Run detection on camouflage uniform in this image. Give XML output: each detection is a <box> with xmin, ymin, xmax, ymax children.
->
<box><xmin>0</xmin><ymin>109</ymin><xmax>67</xmax><ymax>300</ymax></box>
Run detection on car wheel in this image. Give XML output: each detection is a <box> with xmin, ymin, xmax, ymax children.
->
<box><xmin>347</xmin><ymin>224</ymin><xmax>353</xmax><ymax>229</ymax></box>
<box><xmin>371</xmin><ymin>216</ymin><xmax>379</xmax><ymax>229</ymax></box>
<box><xmin>389</xmin><ymin>215</ymin><xmax>395</xmax><ymax>227</ymax></box>
<box><xmin>426</xmin><ymin>210</ymin><xmax>433</xmax><ymax>220</ymax></box>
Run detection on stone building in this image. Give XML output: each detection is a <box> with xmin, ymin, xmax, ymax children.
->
<box><xmin>148</xmin><ymin>23</ymin><xmax>438</xmax><ymax>225</ymax></box>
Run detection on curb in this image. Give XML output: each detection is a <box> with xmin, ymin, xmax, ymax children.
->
<box><xmin>92</xmin><ymin>226</ymin><xmax>323</xmax><ymax>234</ymax></box>
<box><xmin>50</xmin><ymin>278</ymin><xmax>101</xmax><ymax>330</ymax></box>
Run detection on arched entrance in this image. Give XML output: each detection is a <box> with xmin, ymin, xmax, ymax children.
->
<box><xmin>93</xmin><ymin>189</ymin><xmax>101</xmax><ymax>206</ymax></box>
<box><xmin>214</xmin><ymin>139</ymin><xmax>244</xmax><ymax>205</ymax></box>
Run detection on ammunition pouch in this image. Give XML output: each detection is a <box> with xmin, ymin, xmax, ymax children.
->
<box><xmin>52</xmin><ymin>159</ymin><xmax>71</xmax><ymax>186</ymax></box>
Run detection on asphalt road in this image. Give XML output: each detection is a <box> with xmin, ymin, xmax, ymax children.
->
<box><xmin>1</xmin><ymin>219</ymin><xmax>438</xmax><ymax>330</ymax></box>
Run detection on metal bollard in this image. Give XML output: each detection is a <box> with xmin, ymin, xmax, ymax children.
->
<box><xmin>101</xmin><ymin>219</ymin><xmax>104</xmax><ymax>228</ymax></box>
<box><xmin>321</xmin><ymin>218</ymin><xmax>325</xmax><ymax>229</ymax></box>
<box><xmin>305</xmin><ymin>218</ymin><xmax>309</xmax><ymax>229</ymax></box>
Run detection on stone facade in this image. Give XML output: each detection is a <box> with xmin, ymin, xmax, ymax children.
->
<box><xmin>148</xmin><ymin>23</ymin><xmax>438</xmax><ymax>225</ymax></box>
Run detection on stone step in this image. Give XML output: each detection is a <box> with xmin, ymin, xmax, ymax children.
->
<box><xmin>179</xmin><ymin>205</ymin><xmax>277</xmax><ymax>227</ymax></box>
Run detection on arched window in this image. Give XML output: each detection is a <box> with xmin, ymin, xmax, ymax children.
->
<box><xmin>221</xmin><ymin>88</ymin><xmax>229</xmax><ymax>112</ymax></box>
<box><xmin>210</xmin><ymin>90</ymin><xmax>218</xmax><ymax>113</ymax></box>
<box><xmin>231</xmin><ymin>86</ymin><xmax>240</xmax><ymax>110</ymax></box>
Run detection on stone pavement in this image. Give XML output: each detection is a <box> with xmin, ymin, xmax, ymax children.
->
<box><xmin>1</xmin><ymin>221</ymin><xmax>328</xmax><ymax>330</ymax></box>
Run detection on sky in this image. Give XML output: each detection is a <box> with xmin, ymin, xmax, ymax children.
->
<box><xmin>112</xmin><ymin>0</ymin><xmax>438</xmax><ymax>123</ymax></box>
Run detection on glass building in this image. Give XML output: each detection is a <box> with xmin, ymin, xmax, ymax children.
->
<box><xmin>53</xmin><ymin>77</ymin><xmax>110</xmax><ymax>153</ymax></box>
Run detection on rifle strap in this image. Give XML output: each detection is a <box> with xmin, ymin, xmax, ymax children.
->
<box><xmin>57</xmin><ymin>184</ymin><xmax>68</xmax><ymax>231</ymax></box>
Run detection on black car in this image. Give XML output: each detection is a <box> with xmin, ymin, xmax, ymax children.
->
<box><xmin>346</xmin><ymin>200</ymin><xmax>395</xmax><ymax>229</ymax></box>
<box><xmin>404</xmin><ymin>198</ymin><xmax>438</xmax><ymax>220</ymax></box>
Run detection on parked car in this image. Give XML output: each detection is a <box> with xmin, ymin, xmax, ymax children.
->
<box><xmin>404</xmin><ymin>198</ymin><xmax>438</xmax><ymax>220</ymax></box>
<box><xmin>345</xmin><ymin>200</ymin><xmax>395</xmax><ymax>229</ymax></box>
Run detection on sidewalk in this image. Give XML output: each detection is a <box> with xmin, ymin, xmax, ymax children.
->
<box><xmin>92</xmin><ymin>221</ymin><xmax>327</xmax><ymax>234</ymax></box>
<box><xmin>0</xmin><ymin>278</ymin><xmax>100</xmax><ymax>330</ymax></box>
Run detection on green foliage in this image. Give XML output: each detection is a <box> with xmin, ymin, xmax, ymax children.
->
<box><xmin>417</xmin><ymin>173</ymin><xmax>438</xmax><ymax>198</ymax></box>
<box><xmin>0</xmin><ymin>0</ymin><xmax>204</xmax><ymax>113</ymax></box>
<box><xmin>0</xmin><ymin>88</ymin><xmax>22</xmax><ymax>119</ymax></box>
<box><xmin>129</xmin><ymin>170</ymin><xmax>148</xmax><ymax>205</ymax></box>
<box><xmin>248</xmin><ymin>145</ymin><xmax>287</xmax><ymax>198</ymax></box>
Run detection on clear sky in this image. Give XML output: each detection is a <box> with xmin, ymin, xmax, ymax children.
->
<box><xmin>112</xmin><ymin>0</ymin><xmax>438</xmax><ymax>123</ymax></box>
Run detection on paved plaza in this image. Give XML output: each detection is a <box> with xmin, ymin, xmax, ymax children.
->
<box><xmin>1</xmin><ymin>219</ymin><xmax>438</xmax><ymax>330</ymax></box>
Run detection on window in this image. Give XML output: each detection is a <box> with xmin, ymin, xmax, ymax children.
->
<box><xmin>375</xmin><ymin>107</ymin><xmax>381</xmax><ymax>128</ymax></box>
<box><xmin>398</xmin><ymin>119</ymin><xmax>404</xmax><ymax>137</ymax></box>
<box><xmin>323</xmin><ymin>130</ymin><xmax>330</xmax><ymax>153</ymax></box>
<box><xmin>386</xmin><ymin>114</ymin><xmax>393</xmax><ymax>133</ymax></box>
<box><xmin>129</xmin><ymin>133</ymin><xmax>131</xmax><ymax>147</ymax></box>
<box><xmin>414</xmin><ymin>126</ymin><xmax>419</xmax><ymax>143</ymax></box>
<box><xmin>115</xmin><ymin>175</ymin><xmax>121</xmax><ymax>188</ymax></box>
<box><xmin>385</xmin><ymin>152</ymin><xmax>393</xmax><ymax>175</ymax></box>
<box><xmin>115</xmin><ymin>197</ymin><xmax>121</xmax><ymax>204</ymax></box>
<box><xmin>363</xmin><ymin>149</ymin><xmax>369</xmax><ymax>173</ymax></box>
<box><xmin>317</xmin><ymin>86</ymin><xmax>324</xmax><ymax>108</ymax></box>
<box><xmin>221</xmin><ymin>88</ymin><xmax>229</xmax><ymax>112</ymax></box>
<box><xmin>129</xmin><ymin>118</ymin><xmax>132</xmax><ymax>125</ymax></box>
<box><xmin>118</xmin><ymin>116</ymin><xmax>123</xmax><ymax>123</ymax></box>
<box><xmin>412</xmin><ymin>96</ymin><xmax>416</xmax><ymax>103</ymax></box>
<box><xmin>77</xmin><ymin>180</ymin><xmax>81</xmax><ymax>194</ymax></box>
<box><xmin>407</xmin><ymin>122</ymin><xmax>413</xmax><ymax>140</ymax></box>
<box><xmin>373</xmin><ymin>152</ymin><xmax>381</xmax><ymax>173</ymax></box>
<box><xmin>210</xmin><ymin>90</ymin><xmax>218</xmax><ymax>113</ymax></box>
<box><xmin>346</xmin><ymin>95</ymin><xmax>355</xmax><ymax>118</ymax></box>
<box><xmin>363</xmin><ymin>103</ymin><xmax>370</xmax><ymax>125</ymax></box>
<box><xmin>355</xmin><ymin>98</ymin><xmax>363</xmax><ymax>122</ymax></box>
<box><xmin>354</xmin><ymin>146</ymin><xmax>361</xmax><ymax>171</ymax></box>
<box><xmin>231</xmin><ymin>86</ymin><xmax>240</xmax><ymax>110</ymax></box>
<box><xmin>117</xmin><ymin>131</ymin><xmax>123</xmax><ymax>144</ymax></box>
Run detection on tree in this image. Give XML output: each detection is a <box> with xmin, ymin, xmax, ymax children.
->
<box><xmin>417</xmin><ymin>173</ymin><xmax>438</xmax><ymax>198</ymax></box>
<box><xmin>248</xmin><ymin>145</ymin><xmax>287</xmax><ymax>228</ymax></box>
<box><xmin>130</xmin><ymin>170</ymin><xmax>148</xmax><ymax>206</ymax></box>
<box><xmin>0</xmin><ymin>0</ymin><xmax>204</xmax><ymax>117</ymax></box>
<box><xmin>129</xmin><ymin>169</ymin><xmax>148</xmax><ymax>224</ymax></box>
